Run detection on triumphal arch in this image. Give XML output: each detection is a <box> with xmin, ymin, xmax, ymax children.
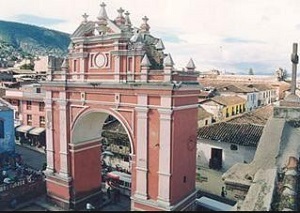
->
<box><xmin>42</xmin><ymin>2</ymin><xmax>200</xmax><ymax>211</ymax></box>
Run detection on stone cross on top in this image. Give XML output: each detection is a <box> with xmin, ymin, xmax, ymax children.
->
<box><xmin>82</xmin><ymin>13</ymin><xmax>89</xmax><ymax>23</ymax></box>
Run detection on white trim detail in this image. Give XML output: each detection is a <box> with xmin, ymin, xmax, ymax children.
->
<box><xmin>114</xmin><ymin>55</ymin><xmax>120</xmax><ymax>81</ymax></box>
<box><xmin>59</xmin><ymin>92</ymin><xmax>69</xmax><ymax>178</ymax></box>
<box><xmin>79</xmin><ymin>57</ymin><xmax>85</xmax><ymax>81</ymax></box>
<box><xmin>45</xmin><ymin>91</ymin><xmax>54</xmax><ymax>173</ymax></box>
<box><xmin>157</xmin><ymin>108</ymin><xmax>172</xmax><ymax>205</ymax></box>
<box><xmin>135</xmin><ymin>94</ymin><xmax>148</xmax><ymax>199</ymax></box>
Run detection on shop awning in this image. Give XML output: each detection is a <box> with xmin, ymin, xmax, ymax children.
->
<box><xmin>14</xmin><ymin>123</ymin><xmax>21</xmax><ymax>128</ymax></box>
<box><xmin>28</xmin><ymin>127</ymin><xmax>46</xmax><ymax>136</ymax></box>
<box><xmin>16</xmin><ymin>125</ymin><xmax>34</xmax><ymax>133</ymax></box>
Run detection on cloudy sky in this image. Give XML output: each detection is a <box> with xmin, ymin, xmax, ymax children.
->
<box><xmin>1</xmin><ymin>0</ymin><xmax>300</xmax><ymax>75</ymax></box>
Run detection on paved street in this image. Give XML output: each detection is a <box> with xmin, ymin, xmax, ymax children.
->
<box><xmin>15</xmin><ymin>144</ymin><xmax>46</xmax><ymax>170</ymax></box>
<box><xmin>12</xmin><ymin>145</ymin><xmax>232</xmax><ymax>211</ymax></box>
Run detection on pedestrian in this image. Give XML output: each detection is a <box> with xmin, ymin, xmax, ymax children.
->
<box><xmin>107</xmin><ymin>187</ymin><xmax>111</xmax><ymax>199</ymax></box>
<box><xmin>221</xmin><ymin>186</ymin><xmax>227</xmax><ymax>197</ymax></box>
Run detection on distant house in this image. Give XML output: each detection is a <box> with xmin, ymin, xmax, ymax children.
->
<box><xmin>197</xmin><ymin>122</ymin><xmax>263</xmax><ymax>171</ymax></box>
<box><xmin>215</xmin><ymin>84</ymin><xmax>259</xmax><ymax>112</ymax></box>
<box><xmin>198</xmin><ymin>89</ymin><xmax>215</xmax><ymax>102</ymax></box>
<box><xmin>246</xmin><ymin>84</ymin><xmax>277</xmax><ymax>106</ymax></box>
<box><xmin>3</xmin><ymin>83</ymin><xmax>46</xmax><ymax>148</ymax></box>
<box><xmin>198</xmin><ymin>106</ymin><xmax>213</xmax><ymax>128</ymax></box>
<box><xmin>34</xmin><ymin>56</ymin><xmax>64</xmax><ymax>74</ymax></box>
<box><xmin>0</xmin><ymin>98</ymin><xmax>15</xmax><ymax>153</ymax></box>
<box><xmin>199</xmin><ymin>95</ymin><xmax>246</xmax><ymax>122</ymax></box>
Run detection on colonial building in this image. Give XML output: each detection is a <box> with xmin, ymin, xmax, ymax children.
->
<box><xmin>197</xmin><ymin>122</ymin><xmax>263</xmax><ymax>171</ymax></box>
<box><xmin>197</xmin><ymin>106</ymin><xmax>213</xmax><ymax>128</ymax></box>
<box><xmin>34</xmin><ymin>56</ymin><xmax>64</xmax><ymax>74</ymax></box>
<box><xmin>3</xmin><ymin>83</ymin><xmax>46</xmax><ymax>147</ymax></box>
<box><xmin>246</xmin><ymin>84</ymin><xmax>277</xmax><ymax>106</ymax></box>
<box><xmin>214</xmin><ymin>84</ymin><xmax>258</xmax><ymax>112</ymax></box>
<box><xmin>199</xmin><ymin>75</ymin><xmax>287</xmax><ymax>103</ymax></box>
<box><xmin>199</xmin><ymin>95</ymin><xmax>246</xmax><ymax>122</ymax></box>
<box><xmin>0</xmin><ymin>98</ymin><xmax>15</xmax><ymax>154</ymax></box>
<box><xmin>41</xmin><ymin>2</ymin><xmax>200</xmax><ymax>211</ymax></box>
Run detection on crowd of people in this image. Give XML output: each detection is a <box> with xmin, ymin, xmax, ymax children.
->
<box><xmin>0</xmin><ymin>151</ymin><xmax>45</xmax><ymax>189</ymax></box>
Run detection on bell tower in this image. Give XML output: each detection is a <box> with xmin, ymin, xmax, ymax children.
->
<box><xmin>42</xmin><ymin>2</ymin><xmax>200</xmax><ymax>211</ymax></box>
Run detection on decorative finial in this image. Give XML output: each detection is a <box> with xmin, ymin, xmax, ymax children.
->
<box><xmin>124</xmin><ymin>11</ymin><xmax>132</xmax><ymax>29</ymax></box>
<box><xmin>115</xmin><ymin>7</ymin><xmax>125</xmax><ymax>26</ymax></box>
<box><xmin>117</xmin><ymin>7</ymin><xmax>125</xmax><ymax>17</ymax></box>
<box><xmin>125</xmin><ymin>11</ymin><xmax>130</xmax><ymax>17</ymax></box>
<box><xmin>186</xmin><ymin>58</ymin><xmax>196</xmax><ymax>71</ymax></box>
<box><xmin>164</xmin><ymin>53</ymin><xmax>174</xmax><ymax>67</ymax></box>
<box><xmin>100</xmin><ymin>2</ymin><xmax>106</xmax><ymax>7</ymax></box>
<box><xmin>97</xmin><ymin>2</ymin><xmax>108</xmax><ymax>20</ymax></box>
<box><xmin>82</xmin><ymin>13</ymin><xmax>89</xmax><ymax>23</ymax></box>
<box><xmin>142</xmin><ymin>16</ymin><xmax>149</xmax><ymax>24</ymax></box>
<box><xmin>140</xmin><ymin>16</ymin><xmax>150</xmax><ymax>33</ymax></box>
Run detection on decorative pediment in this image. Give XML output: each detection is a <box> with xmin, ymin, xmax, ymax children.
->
<box><xmin>71</xmin><ymin>21</ymin><xmax>95</xmax><ymax>38</ymax></box>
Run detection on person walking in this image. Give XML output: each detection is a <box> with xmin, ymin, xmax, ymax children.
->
<box><xmin>107</xmin><ymin>187</ymin><xmax>111</xmax><ymax>200</ymax></box>
<box><xmin>221</xmin><ymin>186</ymin><xmax>227</xmax><ymax>197</ymax></box>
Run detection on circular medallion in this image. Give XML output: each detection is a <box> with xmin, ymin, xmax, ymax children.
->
<box><xmin>94</xmin><ymin>53</ymin><xmax>106</xmax><ymax>68</ymax></box>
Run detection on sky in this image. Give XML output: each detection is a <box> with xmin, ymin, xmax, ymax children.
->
<box><xmin>1</xmin><ymin>0</ymin><xmax>300</xmax><ymax>75</ymax></box>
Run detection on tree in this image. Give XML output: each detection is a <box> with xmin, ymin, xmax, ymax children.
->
<box><xmin>276</xmin><ymin>67</ymin><xmax>288</xmax><ymax>81</ymax></box>
<box><xmin>249</xmin><ymin>68</ymin><xmax>254</xmax><ymax>75</ymax></box>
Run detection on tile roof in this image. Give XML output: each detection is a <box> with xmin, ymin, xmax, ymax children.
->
<box><xmin>216</xmin><ymin>84</ymin><xmax>256</xmax><ymax>93</ymax></box>
<box><xmin>211</xmin><ymin>95</ymin><xmax>246</xmax><ymax>106</ymax></box>
<box><xmin>227</xmin><ymin>105</ymin><xmax>273</xmax><ymax>126</ymax></box>
<box><xmin>197</xmin><ymin>122</ymin><xmax>264</xmax><ymax>147</ymax></box>
<box><xmin>247</xmin><ymin>84</ymin><xmax>273</xmax><ymax>91</ymax></box>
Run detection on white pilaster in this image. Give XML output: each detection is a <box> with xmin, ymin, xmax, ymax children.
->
<box><xmin>58</xmin><ymin>92</ymin><xmax>69</xmax><ymax>179</ymax></box>
<box><xmin>141</xmin><ymin>67</ymin><xmax>148</xmax><ymax>82</ymax></box>
<box><xmin>157</xmin><ymin>96</ymin><xmax>172</xmax><ymax>206</ymax></box>
<box><xmin>114</xmin><ymin>55</ymin><xmax>120</xmax><ymax>81</ymax></box>
<box><xmin>79</xmin><ymin>58</ymin><xmax>85</xmax><ymax>81</ymax></box>
<box><xmin>45</xmin><ymin>91</ymin><xmax>54</xmax><ymax>174</ymax></box>
<box><xmin>164</xmin><ymin>67</ymin><xmax>172</xmax><ymax>82</ymax></box>
<box><xmin>135</xmin><ymin>94</ymin><xmax>148</xmax><ymax>199</ymax></box>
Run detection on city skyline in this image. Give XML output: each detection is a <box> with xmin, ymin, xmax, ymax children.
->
<box><xmin>1</xmin><ymin>0</ymin><xmax>300</xmax><ymax>74</ymax></box>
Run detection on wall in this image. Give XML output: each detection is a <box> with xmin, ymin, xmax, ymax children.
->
<box><xmin>0</xmin><ymin>109</ymin><xmax>15</xmax><ymax>153</ymax></box>
<box><xmin>198</xmin><ymin>116</ymin><xmax>213</xmax><ymax>128</ymax></box>
<box><xmin>197</xmin><ymin>139</ymin><xmax>256</xmax><ymax>171</ymax></box>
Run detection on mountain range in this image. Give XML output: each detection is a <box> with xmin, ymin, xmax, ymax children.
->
<box><xmin>0</xmin><ymin>20</ymin><xmax>71</xmax><ymax>60</ymax></box>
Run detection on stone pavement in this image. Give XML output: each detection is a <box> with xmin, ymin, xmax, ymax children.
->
<box><xmin>15</xmin><ymin>143</ymin><xmax>46</xmax><ymax>171</ymax></box>
<box><xmin>196</xmin><ymin>166</ymin><xmax>225</xmax><ymax>196</ymax></box>
<box><xmin>195</xmin><ymin>166</ymin><xmax>237</xmax><ymax>206</ymax></box>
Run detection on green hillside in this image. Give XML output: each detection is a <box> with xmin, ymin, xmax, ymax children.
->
<box><xmin>0</xmin><ymin>20</ymin><xmax>70</xmax><ymax>57</ymax></box>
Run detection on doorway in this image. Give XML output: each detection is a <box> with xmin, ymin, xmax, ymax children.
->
<box><xmin>209</xmin><ymin>148</ymin><xmax>223</xmax><ymax>170</ymax></box>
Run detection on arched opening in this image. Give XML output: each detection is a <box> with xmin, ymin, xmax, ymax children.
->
<box><xmin>70</xmin><ymin>110</ymin><xmax>133</xmax><ymax>209</ymax></box>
